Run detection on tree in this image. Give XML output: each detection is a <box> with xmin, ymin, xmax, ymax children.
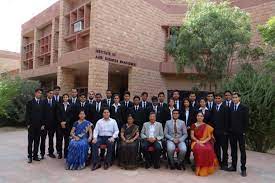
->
<box><xmin>222</xmin><ymin>64</ymin><xmax>275</xmax><ymax>152</ymax></box>
<box><xmin>258</xmin><ymin>16</ymin><xmax>275</xmax><ymax>47</ymax></box>
<box><xmin>166</xmin><ymin>0</ymin><xmax>251</xmax><ymax>91</ymax></box>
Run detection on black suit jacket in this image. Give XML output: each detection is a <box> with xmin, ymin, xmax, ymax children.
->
<box><xmin>73</xmin><ymin>101</ymin><xmax>89</xmax><ymax>122</ymax></box>
<box><xmin>102</xmin><ymin>98</ymin><xmax>114</xmax><ymax>109</ymax></box>
<box><xmin>148</xmin><ymin>104</ymin><xmax>167</xmax><ymax>128</ymax></box>
<box><xmin>25</xmin><ymin>98</ymin><xmax>44</xmax><ymax>128</ymax></box>
<box><xmin>190</xmin><ymin>101</ymin><xmax>199</xmax><ymax>111</ymax></box>
<box><xmin>229</xmin><ymin>103</ymin><xmax>249</xmax><ymax>134</ymax></box>
<box><xmin>53</xmin><ymin>95</ymin><xmax>63</xmax><ymax>104</ymax></box>
<box><xmin>211</xmin><ymin>104</ymin><xmax>229</xmax><ymax>134</ymax></box>
<box><xmin>56</xmin><ymin>103</ymin><xmax>73</xmax><ymax>130</ymax></box>
<box><xmin>110</xmin><ymin>104</ymin><xmax>125</xmax><ymax>129</ymax></box>
<box><xmin>87</xmin><ymin>101</ymin><xmax>108</xmax><ymax>125</ymax></box>
<box><xmin>139</xmin><ymin>101</ymin><xmax>153</xmax><ymax>121</ymax></box>
<box><xmin>128</xmin><ymin>106</ymin><xmax>146</xmax><ymax>131</ymax></box>
<box><xmin>42</xmin><ymin>99</ymin><xmax>57</xmax><ymax>129</ymax></box>
<box><xmin>68</xmin><ymin>97</ymin><xmax>79</xmax><ymax>105</ymax></box>
<box><xmin>181</xmin><ymin>108</ymin><xmax>196</xmax><ymax>128</ymax></box>
<box><xmin>120</xmin><ymin>100</ymin><xmax>133</xmax><ymax>122</ymax></box>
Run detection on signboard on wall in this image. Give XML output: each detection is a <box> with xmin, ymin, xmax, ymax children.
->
<box><xmin>95</xmin><ymin>49</ymin><xmax>136</xmax><ymax>67</ymax></box>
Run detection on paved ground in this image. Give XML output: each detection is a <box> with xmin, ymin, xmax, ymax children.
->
<box><xmin>0</xmin><ymin>128</ymin><xmax>275</xmax><ymax>183</ymax></box>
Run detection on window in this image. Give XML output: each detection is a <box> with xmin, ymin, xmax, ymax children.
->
<box><xmin>73</xmin><ymin>21</ymin><xmax>83</xmax><ymax>33</ymax></box>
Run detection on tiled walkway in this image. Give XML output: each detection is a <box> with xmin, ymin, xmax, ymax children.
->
<box><xmin>0</xmin><ymin>128</ymin><xmax>274</xmax><ymax>183</ymax></box>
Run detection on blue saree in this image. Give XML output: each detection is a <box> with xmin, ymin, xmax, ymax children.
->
<box><xmin>66</xmin><ymin>120</ymin><xmax>92</xmax><ymax>170</ymax></box>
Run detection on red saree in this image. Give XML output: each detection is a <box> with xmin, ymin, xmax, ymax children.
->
<box><xmin>191</xmin><ymin>123</ymin><xmax>218</xmax><ymax>176</ymax></box>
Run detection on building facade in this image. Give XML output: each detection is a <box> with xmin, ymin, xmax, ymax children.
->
<box><xmin>0</xmin><ymin>50</ymin><xmax>20</xmax><ymax>76</ymax></box>
<box><xmin>20</xmin><ymin>0</ymin><xmax>275</xmax><ymax>97</ymax></box>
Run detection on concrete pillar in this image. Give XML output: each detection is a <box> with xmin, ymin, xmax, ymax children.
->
<box><xmin>57</xmin><ymin>66</ymin><xmax>75</xmax><ymax>95</ymax></box>
<box><xmin>88</xmin><ymin>59</ymin><xmax>109</xmax><ymax>96</ymax></box>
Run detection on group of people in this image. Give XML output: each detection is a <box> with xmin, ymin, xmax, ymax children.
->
<box><xmin>26</xmin><ymin>86</ymin><xmax>248</xmax><ymax>177</ymax></box>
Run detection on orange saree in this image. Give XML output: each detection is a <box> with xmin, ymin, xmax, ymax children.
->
<box><xmin>191</xmin><ymin>123</ymin><xmax>218</xmax><ymax>176</ymax></box>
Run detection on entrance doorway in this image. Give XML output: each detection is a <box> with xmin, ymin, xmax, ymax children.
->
<box><xmin>108</xmin><ymin>64</ymin><xmax>129</xmax><ymax>98</ymax></box>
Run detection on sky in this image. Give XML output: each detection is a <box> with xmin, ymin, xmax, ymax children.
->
<box><xmin>0</xmin><ymin>0</ymin><xmax>59</xmax><ymax>53</ymax></box>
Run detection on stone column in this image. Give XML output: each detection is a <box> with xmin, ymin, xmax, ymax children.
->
<box><xmin>57</xmin><ymin>66</ymin><xmax>75</xmax><ymax>95</ymax></box>
<box><xmin>88</xmin><ymin>59</ymin><xmax>109</xmax><ymax>96</ymax></box>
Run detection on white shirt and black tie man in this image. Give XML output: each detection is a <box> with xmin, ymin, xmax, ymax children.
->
<box><xmin>103</xmin><ymin>89</ymin><xmax>114</xmax><ymax>109</ymax></box>
<box><xmin>26</xmin><ymin>88</ymin><xmax>45</xmax><ymax>163</ymax></box>
<box><xmin>227</xmin><ymin>92</ymin><xmax>248</xmax><ymax>177</ymax></box>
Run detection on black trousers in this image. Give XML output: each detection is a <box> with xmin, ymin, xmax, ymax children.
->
<box><xmin>230</xmin><ymin>133</ymin><xmax>246</xmax><ymax>171</ymax></box>
<box><xmin>56</xmin><ymin>127</ymin><xmax>70</xmax><ymax>157</ymax></box>
<box><xmin>214</xmin><ymin>132</ymin><xmax>228</xmax><ymax>167</ymax></box>
<box><xmin>40</xmin><ymin>127</ymin><xmax>56</xmax><ymax>156</ymax></box>
<box><xmin>28</xmin><ymin>126</ymin><xmax>41</xmax><ymax>158</ymax></box>
<box><xmin>141</xmin><ymin>140</ymin><xmax>161</xmax><ymax>166</ymax></box>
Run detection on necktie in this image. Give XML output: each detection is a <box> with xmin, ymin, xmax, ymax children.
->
<box><xmin>135</xmin><ymin>106</ymin><xmax>137</xmax><ymax>111</ymax></box>
<box><xmin>49</xmin><ymin>99</ymin><xmax>52</xmax><ymax>107</ymax></box>
<box><xmin>81</xmin><ymin>103</ymin><xmax>84</xmax><ymax>107</ymax></box>
<box><xmin>37</xmin><ymin>99</ymin><xmax>39</xmax><ymax>104</ymax></box>
<box><xmin>96</xmin><ymin>103</ymin><xmax>99</xmax><ymax>112</ymax></box>
<box><xmin>174</xmin><ymin>120</ymin><xmax>178</xmax><ymax>137</ymax></box>
<box><xmin>126</xmin><ymin>102</ymin><xmax>128</xmax><ymax>108</ymax></box>
<box><xmin>209</xmin><ymin>102</ymin><xmax>212</xmax><ymax>110</ymax></box>
<box><xmin>115</xmin><ymin>105</ymin><xmax>118</xmax><ymax>113</ymax></box>
<box><xmin>160</xmin><ymin>103</ymin><xmax>163</xmax><ymax>107</ymax></box>
<box><xmin>227</xmin><ymin>101</ymin><xmax>229</xmax><ymax>107</ymax></box>
<box><xmin>234</xmin><ymin>105</ymin><xmax>237</xmax><ymax>111</ymax></box>
<box><xmin>154</xmin><ymin>106</ymin><xmax>157</xmax><ymax>113</ymax></box>
<box><xmin>216</xmin><ymin>105</ymin><xmax>219</xmax><ymax>112</ymax></box>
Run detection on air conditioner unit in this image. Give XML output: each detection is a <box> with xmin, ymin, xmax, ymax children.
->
<box><xmin>73</xmin><ymin>21</ymin><xmax>83</xmax><ymax>33</ymax></box>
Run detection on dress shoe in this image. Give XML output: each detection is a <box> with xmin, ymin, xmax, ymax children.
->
<box><xmin>154</xmin><ymin>164</ymin><xmax>160</xmax><ymax>169</ymax></box>
<box><xmin>170</xmin><ymin>164</ymin><xmax>175</xmax><ymax>170</ymax></box>
<box><xmin>91</xmin><ymin>163</ymin><xmax>101</xmax><ymax>171</ymax></box>
<box><xmin>227</xmin><ymin>166</ymin><xmax>237</xmax><ymax>172</ymax></box>
<box><xmin>33</xmin><ymin>157</ymin><xmax>40</xmax><ymax>161</ymax></box>
<box><xmin>221</xmin><ymin>165</ymin><xmax>228</xmax><ymax>171</ymax></box>
<box><xmin>176</xmin><ymin>163</ymin><xmax>182</xmax><ymax>170</ymax></box>
<box><xmin>104</xmin><ymin>163</ymin><xmax>109</xmax><ymax>170</ymax></box>
<box><xmin>185</xmin><ymin>158</ymin><xmax>191</xmax><ymax>164</ymax></box>
<box><xmin>40</xmin><ymin>155</ymin><xmax>45</xmax><ymax>160</ymax></box>
<box><xmin>145</xmin><ymin>162</ymin><xmax>151</xmax><ymax>169</ymax></box>
<box><xmin>27</xmin><ymin>158</ymin><xmax>32</xmax><ymax>163</ymax></box>
<box><xmin>48</xmin><ymin>154</ymin><xmax>56</xmax><ymax>158</ymax></box>
<box><xmin>58</xmin><ymin>154</ymin><xmax>62</xmax><ymax>159</ymax></box>
<box><xmin>241</xmin><ymin>170</ymin><xmax>247</xmax><ymax>177</ymax></box>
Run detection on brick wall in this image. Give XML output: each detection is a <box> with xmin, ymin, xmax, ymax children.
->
<box><xmin>88</xmin><ymin>59</ymin><xmax>109</xmax><ymax>97</ymax></box>
<box><xmin>128</xmin><ymin>67</ymin><xmax>167</xmax><ymax>99</ymax></box>
<box><xmin>57</xmin><ymin>66</ymin><xmax>75</xmax><ymax>94</ymax></box>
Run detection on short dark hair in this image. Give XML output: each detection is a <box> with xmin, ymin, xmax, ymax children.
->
<box><xmin>189</xmin><ymin>91</ymin><xmax>196</xmax><ymax>96</ymax></box>
<box><xmin>79</xmin><ymin>93</ymin><xmax>86</xmax><ymax>97</ymax></box>
<box><xmin>207</xmin><ymin>92</ymin><xmax>214</xmax><ymax>96</ymax></box>
<box><xmin>224</xmin><ymin>90</ymin><xmax>232</xmax><ymax>95</ymax></box>
<box><xmin>113</xmin><ymin>94</ymin><xmax>120</xmax><ymax>98</ymax></box>
<box><xmin>35</xmin><ymin>88</ymin><xmax>43</xmax><ymax>93</ymax></box>
<box><xmin>173</xmin><ymin>90</ymin><xmax>180</xmax><ymax>95</ymax></box>
<box><xmin>232</xmin><ymin>92</ymin><xmax>241</xmax><ymax>97</ymax></box>
<box><xmin>215</xmin><ymin>93</ymin><xmax>223</xmax><ymax>98</ymax></box>
<box><xmin>168</xmin><ymin>97</ymin><xmax>174</xmax><ymax>103</ymax></box>
<box><xmin>54</xmin><ymin>86</ymin><xmax>61</xmax><ymax>90</ymax></box>
<box><xmin>127</xmin><ymin>114</ymin><xmax>133</xmax><ymax>119</ymax></box>
<box><xmin>199</xmin><ymin>97</ymin><xmax>206</xmax><ymax>102</ymax></box>
<box><xmin>95</xmin><ymin>93</ymin><xmax>102</xmax><ymax>97</ymax></box>
<box><xmin>46</xmin><ymin>89</ymin><xmax>53</xmax><ymax>93</ymax></box>
<box><xmin>141</xmin><ymin>92</ymin><xmax>148</xmax><ymax>96</ymax></box>
<box><xmin>106</xmin><ymin>89</ymin><xmax>112</xmax><ymax>92</ymax></box>
<box><xmin>158</xmin><ymin>92</ymin><xmax>165</xmax><ymax>97</ymax></box>
<box><xmin>124</xmin><ymin>91</ymin><xmax>131</xmax><ymax>96</ymax></box>
<box><xmin>78</xmin><ymin>110</ymin><xmax>86</xmax><ymax>115</ymax></box>
<box><xmin>133</xmin><ymin>95</ymin><xmax>140</xmax><ymax>100</ymax></box>
<box><xmin>103</xmin><ymin>108</ymin><xmax>110</xmax><ymax>113</ymax></box>
<box><xmin>62</xmin><ymin>93</ymin><xmax>69</xmax><ymax>98</ymax></box>
<box><xmin>151</xmin><ymin>96</ymin><xmax>158</xmax><ymax>102</ymax></box>
<box><xmin>172</xmin><ymin>109</ymin><xmax>180</xmax><ymax>113</ymax></box>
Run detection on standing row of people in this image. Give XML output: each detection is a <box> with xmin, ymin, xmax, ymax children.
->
<box><xmin>26</xmin><ymin>87</ymin><xmax>248</xmax><ymax>177</ymax></box>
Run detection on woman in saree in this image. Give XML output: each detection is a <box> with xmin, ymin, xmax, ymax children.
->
<box><xmin>191</xmin><ymin>112</ymin><xmax>218</xmax><ymax>176</ymax></box>
<box><xmin>119</xmin><ymin>114</ymin><xmax>139</xmax><ymax>169</ymax></box>
<box><xmin>66</xmin><ymin>110</ymin><xmax>93</xmax><ymax>170</ymax></box>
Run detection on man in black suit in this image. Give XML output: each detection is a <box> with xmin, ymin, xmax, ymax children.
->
<box><xmin>129</xmin><ymin>95</ymin><xmax>146</xmax><ymax>131</ymax></box>
<box><xmin>189</xmin><ymin>92</ymin><xmax>198</xmax><ymax>111</ymax></box>
<box><xmin>25</xmin><ymin>88</ymin><xmax>45</xmax><ymax>163</ymax></box>
<box><xmin>212</xmin><ymin>93</ymin><xmax>229</xmax><ymax>170</ymax></box>
<box><xmin>89</xmin><ymin>93</ymin><xmax>108</xmax><ymax>126</ymax></box>
<box><xmin>223</xmin><ymin>90</ymin><xmax>233</xmax><ymax>108</ymax></box>
<box><xmin>87</xmin><ymin>90</ymin><xmax>95</xmax><ymax>104</ymax></box>
<box><xmin>158</xmin><ymin>92</ymin><xmax>169</xmax><ymax>125</ymax></box>
<box><xmin>56</xmin><ymin>94</ymin><xmax>73</xmax><ymax>159</ymax></box>
<box><xmin>227</xmin><ymin>92</ymin><xmax>249</xmax><ymax>177</ymax></box>
<box><xmin>206</xmin><ymin>92</ymin><xmax>215</xmax><ymax>112</ymax></box>
<box><xmin>53</xmin><ymin>86</ymin><xmax>62</xmax><ymax>103</ymax></box>
<box><xmin>172</xmin><ymin>90</ymin><xmax>182</xmax><ymax>111</ymax></box>
<box><xmin>120</xmin><ymin>91</ymin><xmax>133</xmax><ymax>123</ymax></box>
<box><xmin>140</xmin><ymin>92</ymin><xmax>152</xmax><ymax>121</ymax></box>
<box><xmin>103</xmin><ymin>89</ymin><xmax>114</xmax><ymax>109</ymax></box>
<box><xmin>40</xmin><ymin>89</ymin><xmax>57</xmax><ymax>159</ymax></box>
<box><xmin>72</xmin><ymin>94</ymin><xmax>89</xmax><ymax>123</ymax></box>
<box><xmin>68</xmin><ymin>88</ymin><xmax>79</xmax><ymax>105</ymax></box>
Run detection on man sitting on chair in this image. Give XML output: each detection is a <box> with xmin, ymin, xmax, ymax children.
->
<box><xmin>164</xmin><ymin>109</ymin><xmax>188</xmax><ymax>170</ymax></box>
<box><xmin>141</xmin><ymin>112</ymin><xmax>164</xmax><ymax>169</ymax></box>
<box><xmin>91</xmin><ymin>108</ymin><xmax>119</xmax><ymax>171</ymax></box>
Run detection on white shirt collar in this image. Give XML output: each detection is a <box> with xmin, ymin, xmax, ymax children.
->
<box><xmin>199</xmin><ymin>107</ymin><xmax>208</xmax><ymax>111</ymax></box>
<box><xmin>112</xmin><ymin>103</ymin><xmax>121</xmax><ymax>107</ymax></box>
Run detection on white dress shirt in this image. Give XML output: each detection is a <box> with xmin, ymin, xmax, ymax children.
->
<box><xmin>93</xmin><ymin>118</ymin><xmax>119</xmax><ymax>139</ymax></box>
<box><xmin>149</xmin><ymin>123</ymin><xmax>156</xmax><ymax>138</ymax></box>
<box><xmin>113</xmin><ymin>103</ymin><xmax>120</xmax><ymax>113</ymax></box>
<box><xmin>175</xmin><ymin>100</ymin><xmax>180</xmax><ymax>109</ymax></box>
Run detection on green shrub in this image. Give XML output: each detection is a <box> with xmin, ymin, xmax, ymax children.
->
<box><xmin>0</xmin><ymin>77</ymin><xmax>40</xmax><ymax>126</ymax></box>
<box><xmin>222</xmin><ymin>64</ymin><xmax>275</xmax><ymax>152</ymax></box>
